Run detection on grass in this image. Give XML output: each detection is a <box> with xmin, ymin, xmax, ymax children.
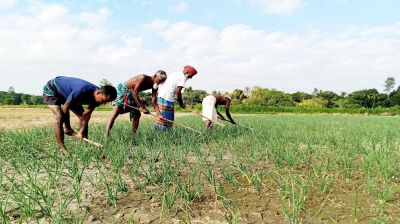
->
<box><xmin>0</xmin><ymin>113</ymin><xmax>400</xmax><ymax>223</ymax></box>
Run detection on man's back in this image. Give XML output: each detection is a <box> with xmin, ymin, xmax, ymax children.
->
<box><xmin>54</xmin><ymin>76</ymin><xmax>98</xmax><ymax>105</ymax></box>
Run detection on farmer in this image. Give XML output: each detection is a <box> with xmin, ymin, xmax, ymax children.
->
<box><xmin>202</xmin><ymin>95</ymin><xmax>236</xmax><ymax>129</ymax></box>
<box><xmin>105</xmin><ymin>70</ymin><xmax>167</xmax><ymax>137</ymax></box>
<box><xmin>154</xmin><ymin>65</ymin><xmax>197</xmax><ymax>130</ymax></box>
<box><xmin>42</xmin><ymin>76</ymin><xmax>117</xmax><ymax>153</ymax></box>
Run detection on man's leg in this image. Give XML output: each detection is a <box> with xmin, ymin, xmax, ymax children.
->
<box><xmin>105</xmin><ymin>106</ymin><xmax>121</xmax><ymax>138</ymax></box>
<box><xmin>131</xmin><ymin>112</ymin><xmax>141</xmax><ymax>134</ymax></box>
<box><xmin>49</xmin><ymin>106</ymin><xmax>66</xmax><ymax>152</ymax></box>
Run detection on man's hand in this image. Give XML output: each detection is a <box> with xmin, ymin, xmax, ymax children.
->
<box><xmin>75</xmin><ymin>132</ymin><xmax>84</xmax><ymax>140</ymax></box>
<box><xmin>141</xmin><ymin>107</ymin><xmax>150</xmax><ymax>114</ymax></box>
<box><xmin>65</xmin><ymin>128</ymin><xmax>75</xmax><ymax>136</ymax></box>
<box><xmin>156</xmin><ymin>115</ymin><xmax>165</xmax><ymax>124</ymax></box>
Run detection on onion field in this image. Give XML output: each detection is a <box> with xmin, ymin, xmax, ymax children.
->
<box><xmin>1</xmin><ymin>112</ymin><xmax>400</xmax><ymax>223</ymax></box>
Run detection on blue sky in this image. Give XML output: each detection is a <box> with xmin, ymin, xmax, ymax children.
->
<box><xmin>1</xmin><ymin>0</ymin><xmax>400</xmax><ymax>94</ymax></box>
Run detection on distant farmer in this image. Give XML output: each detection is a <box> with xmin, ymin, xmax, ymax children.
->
<box><xmin>42</xmin><ymin>76</ymin><xmax>117</xmax><ymax>153</ymax></box>
<box><xmin>105</xmin><ymin>70</ymin><xmax>167</xmax><ymax>137</ymax></box>
<box><xmin>202</xmin><ymin>95</ymin><xmax>236</xmax><ymax>129</ymax></box>
<box><xmin>154</xmin><ymin>65</ymin><xmax>197</xmax><ymax>130</ymax></box>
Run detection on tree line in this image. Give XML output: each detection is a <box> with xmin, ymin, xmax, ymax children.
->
<box><xmin>0</xmin><ymin>87</ymin><xmax>43</xmax><ymax>105</ymax></box>
<box><xmin>182</xmin><ymin>77</ymin><xmax>400</xmax><ymax>109</ymax></box>
<box><xmin>1</xmin><ymin>77</ymin><xmax>399</xmax><ymax>109</ymax></box>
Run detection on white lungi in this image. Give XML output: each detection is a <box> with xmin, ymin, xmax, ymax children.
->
<box><xmin>202</xmin><ymin>95</ymin><xmax>217</xmax><ymax>122</ymax></box>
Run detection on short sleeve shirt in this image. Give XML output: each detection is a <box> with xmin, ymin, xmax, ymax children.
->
<box><xmin>157</xmin><ymin>72</ymin><xmax>188</xmax><ymax>102</ymax></box>
<box><xmin>54</xmin><ymin>76</ymin><xmax>98</xmax><ymax>106</ymax></box>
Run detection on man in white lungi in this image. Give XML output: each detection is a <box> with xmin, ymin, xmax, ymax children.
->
<box><xmin>202</xmin><ymin>95</ymin><xmax>236</xmax><ymax>129</ymax></box>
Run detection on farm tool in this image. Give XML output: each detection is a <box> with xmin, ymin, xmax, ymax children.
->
<box><xmin>81</xmin><ymin>137</ymin><xmax>103</xmax><ymax>147</ymax></box>
<box><xmin>218</xmin><ymin>117</ymin><xmax>255</xmax><ymax>131</ymax></box>
<box><xmin>71</xmin><ymin>134</ymin><xmax>103</xmax><ymax>147</ymax></box>
<box><xmin>183</xmin><ymin>107</ymin><xmax>225</xmax><ymax>127</ymax></box>
<box><xmin>123</xmin><ymin>104</ymin><xmax>203</xmax><ymax>134</ymax></box>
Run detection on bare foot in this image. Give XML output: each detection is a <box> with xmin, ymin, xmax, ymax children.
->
<box><xmin>60</xmin><ymin>146</ymin><xmax>67</xmax><ymax>155</ymax></box>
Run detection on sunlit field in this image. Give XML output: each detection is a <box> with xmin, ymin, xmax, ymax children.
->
<box><xmin>1</xmin><ymin>109</ymin><xmax>400</xmax><ymax>223</ymax></box>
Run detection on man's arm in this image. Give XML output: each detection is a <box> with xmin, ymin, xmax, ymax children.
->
<box><xmin>151</xmin><ymin>88</ymin><xmax>161</xmax><ymax>116</ymax></box>
<box><xmin>225</xmin><ymin>99</ymin><xmax>236</xmax><ymax>124</ymax></box>
<box><xmin>176</xmin><ymin>86</ymin><xmax>185</xmax><ymax>108</ymax></box>
<box><xmin>132</xmin><ymin>76</ymin><xmax>149</xmax><ymax>114</ymax></box>
<box><xmin>76</xmin><ymin>106</ymin><xmax>95</xmax><ymax>139</ymax></box>
<box><xmin>216</xmin><ymin>108</ymin><xmax>226</xmax><ymax>120</ymax></box>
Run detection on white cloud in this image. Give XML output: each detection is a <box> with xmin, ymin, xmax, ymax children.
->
<box><xmin>169</xmin><ymin>1</ymin><xmax>188</xmax><ymax>14</ymax></box>
<box><xmin>0</xmin><ymin>0</ymin><xmax>17</xmax><ymax>10</ymax></box>
<box><xmin>0</xmin><ymin>2</ymin><xmax>400</xmax><ymax>95</ymax></box>
<box><xmin>79</xmin><ymin>7</ymin><xmax>111</xmax><ymax>27</ymax></box>
<box><xmin>248</xmin><ymin>0</ymin><xmax>303</xmax><ymax>15</ymax></box>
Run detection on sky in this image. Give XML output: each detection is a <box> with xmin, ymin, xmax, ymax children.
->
<box><xmin>0</xmin><ymin>0</ymin><xmax>400</xmax><ymax>95</ymax></box>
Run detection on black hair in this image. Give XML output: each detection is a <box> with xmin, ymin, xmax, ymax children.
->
<box><xmin>99</xmin><ymin>85</ymin><xmax>117</xmax><ymax>100</ymax></box>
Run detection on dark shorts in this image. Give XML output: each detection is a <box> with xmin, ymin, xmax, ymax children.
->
<box><xmin>42</xmin><ymin>79</ymin><xmax>65</xmax><ymax>106</ymax></box>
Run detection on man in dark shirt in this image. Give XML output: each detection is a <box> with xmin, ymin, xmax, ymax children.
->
<box><xmin>43</xmin><ymin>76</ymin><xmax>117</xmax><ymax>153</ymax></box>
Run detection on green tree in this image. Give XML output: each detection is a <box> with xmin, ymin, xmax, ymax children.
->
<box><xmin>3</xmin><ymin>97</ymin><xmax>14</xmax><ymax>105</ymax></box>
<box><xmin>183</xmin><ymin>87</ymin><xmax>208</xmax><ymax>106</ymax></box>
<box><xmin>31</xmin><ymin>96</ymin><xmax>44</xmax><ymax>105</ymax></box>
<box><xmin>384</xmin><ymin>77</ymin><xmax>395</xmax><ymax>96</ymax></box>
<box><xmin>315</xmin><ymin>90</ymin><xmax>341</xmax><ymax>108</ymax></box>
<box><xmin>231</xmin><ymin>89</ymin><xmax>244</xmax><ymax>101</ymax></box>
<box><xmin>243</xmin><ymin>87</ymin><xmax>251</xmax><ymax>97</ymax></box>
<box><xmin>21</xmin><ymin>94</ymin><xmax>33</xmax><ymax>105</ymax></box>
<box><xmin>347</xmin><ymin>89</ymin><xmax>386</xmax><ymax>108</ymax></box>
<box><xmin>296</xmin><ymin>98</ymin><xmax>327</xmax><ymax>108</ymax></box>
<box><xmin>291</xmin><ymin>91</ymin><xmax>313</xmax><ymax>103</ymax></box>
<box><xmin>245</xmin><ymin>88</ymin><xmax>295</xmax><ymax>107</ymax></box>
<box><xmin>7</xmin><ymin>86</ymin><xmax>19</xmax><ymax>105</ymax></box>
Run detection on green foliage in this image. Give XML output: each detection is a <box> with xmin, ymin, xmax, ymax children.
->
<box><xmin>291</xmin><ymin>91</ymin><xmax>313</xmax><ymax>103</ymax></box>
<box><xmin>138</xmin><ymin>92</ymin><xmax>152</xmax><ymax>106</ymax></box>
<box><xmin>384</xmin><ymin>77</ymin><xmax>395</xmax><ymax>95</ymax></box>
<box><xmin>315</xmin><ymin>90</ymin><xmax>341</xmax><ymax>108</ymax></box>
<box><xmin>231</xmin><ymin>89</ymin><xmax>245</xmax><ymax>101</ymax></box>
<box><xmin>244</xmin><ymin>88</ymin><xmax>295</xmax><ymax>107</ymax></box>
<box><xmin>0</xmin><ymin>89</ymin><xmax>43</xmax><ymax>105</ymax></box>
<box><xmin>296</xmin><ymin>98</ymin><xmax>326</xmax><ymax>108</ymax></box>
<box><xmin>347</xmin><ymin>89</ymin><xmax>387</xmax><ymax>108</ymax></box>
<box><xmin>182</xmin><ymin>87</ymin><xmax>208</xmax><ymax>105</ymax></box>
<box><xmin>4</xmin><ymin>77</ymin><xmax>400</xmax><ymax>110</ymax></box>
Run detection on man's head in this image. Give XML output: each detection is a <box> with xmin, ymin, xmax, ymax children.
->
<box><xmin>94</xmin><ymin>85</ymin><xmax>117</xmax><ymax>104</ymax></box>
<box><xmin>183</xmin><ymin>65</ymin><xmax>197</xmax><ymax>79</ymax></box>
<box><xmin>153</xmin><ymin>70</ymin><xmax>167</xmax><ymax>85</ymax></box>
